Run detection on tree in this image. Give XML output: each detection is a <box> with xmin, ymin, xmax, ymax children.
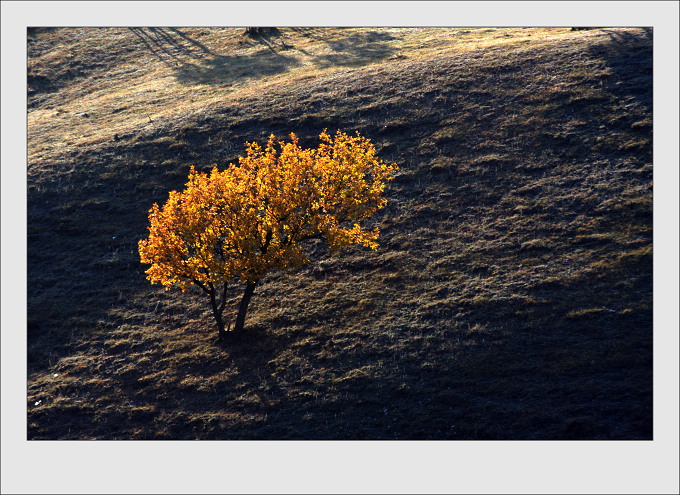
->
<box><xmin>138</xmin><ymin>130</ymin><xmax>398</xmax><ymax>341</ymax></box>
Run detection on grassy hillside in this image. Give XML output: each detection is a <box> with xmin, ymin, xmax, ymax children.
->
<box><xmin>27</xmin><ymin>27</ymin><xmax>652</xmax><ymax>439</ymax></box>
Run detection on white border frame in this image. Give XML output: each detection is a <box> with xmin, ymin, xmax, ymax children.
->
<box><xmin>3</xmin><ymin>2</ymin><xmax>678</xmax><ymax>494</ymax></box>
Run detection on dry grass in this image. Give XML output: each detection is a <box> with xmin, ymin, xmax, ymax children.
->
<box><xmin>27</xmin><ymin>27</ymin><xmax>577</xmax><ymax>163</ymax></box>
<box><xmin>27</xmin><ymin>27</ymin><xmax>652</xmax><ymax>439</ymax></box>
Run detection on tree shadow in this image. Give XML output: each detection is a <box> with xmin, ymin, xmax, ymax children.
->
<box><xmin>148</xmin><ymin>26</ymin><xmax>301</xmax><ymax>86</ymax></box>
<box><xmin>313</xmin><ymin>30</ymin><xmax>399</xmax><ymax>68</ymax></box>
<box><xmin>129</xmin><ymin>27</ymin><xmax>212</xmax><ymax>66</ymax></box>
<box><xmin>129</xmin><ymin>27</ymin><xmax>399</xmax><ymax>87</ymax></box>
<box><xmin>173</xmin><ymin>50</ymin><xmax>300</xmax><ymax>87</ymax></box>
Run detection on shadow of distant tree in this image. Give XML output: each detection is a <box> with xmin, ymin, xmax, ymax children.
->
<box><xmin>129</xmin><ymin>27</ymin><xmax>399</xmax><ymax>87</ymax></box>
<box><xmin>129</xmin><ymin>27</ymin><xmax>213</xmax><ymax>66</ymax></box>
<box><xmin>173</xmin><ymin>51</ymin><xmax>301</xmax><ymax>86</ymax></box>
<box><xmin>314</xmin><ymin>30</ymin><xmax>398</xmax><ymax>68</ymax></box>
<box><xmin>130</xmin><ymin>27</ymin><xmax>300</xmax><ymax>86</ymax></box>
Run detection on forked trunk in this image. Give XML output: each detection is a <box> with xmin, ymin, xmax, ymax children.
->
<box><xmin>233</xmin><ymin>281</ymin><xmax>257</xmax><ymax>336</ymax></box>
<box><xmin>209</xmin><ymin>289</ymin><xmax>228</xmax><ymax>342</ymax></box>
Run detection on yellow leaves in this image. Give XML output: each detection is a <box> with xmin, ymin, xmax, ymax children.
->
<box><xmin>138</xmin><ymin>130</ymin><xmax>398</xmax><ymax>290</ymax></box>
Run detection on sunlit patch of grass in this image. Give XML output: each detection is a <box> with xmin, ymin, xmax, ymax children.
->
<box><xmin>565</xmin><ymin>307</ymin><xmax>606</xmax><ymax>319</ymax></box>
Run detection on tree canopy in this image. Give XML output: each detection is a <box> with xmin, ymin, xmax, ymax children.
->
<box><xmin>138</xmin><ymin>130</ymin><xmax>397</xmax><ymax>339</ymax></box>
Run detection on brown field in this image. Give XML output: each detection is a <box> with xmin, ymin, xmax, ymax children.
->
<box><xmin>27</xmin><ymin>27</ymin><xmax>652</xmax><ymax>439</ymax></box>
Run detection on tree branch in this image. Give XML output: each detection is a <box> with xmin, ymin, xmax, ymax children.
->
<box><xmin>260</xmin><ymin>229</ymin><xmax>274</xmax><ymax>254</ymax></box>
<box><xmin>218</xmin><ymin>282</ymin><xmax>228</xmax><ymax>315</ymax></box>
<box><xmin>193</xmin><ymin>279</ymin><xmax>210</xmax><ymax>294</ymax></box>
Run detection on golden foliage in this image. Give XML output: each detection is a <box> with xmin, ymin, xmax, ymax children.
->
<box><xmin>138</xmin><ymin>130</ymin><xmax>398</xmax><ymax>290</ymax></box>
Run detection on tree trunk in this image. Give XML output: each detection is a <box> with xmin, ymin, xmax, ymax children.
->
<box><xmin>233</xmin><ymin>281</ymin><xmax>257</xmax><ymax>336</ymax></box>
<box><xmin>209</xmin><ymin>289</ymin><xmax>227</xmax><ymax>342</ymax></box>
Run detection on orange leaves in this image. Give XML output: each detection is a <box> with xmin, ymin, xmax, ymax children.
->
<box><xmin>138</xmin><ymin>130</ymin><xmax>398</xmax><ymax>290</ymax></box>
